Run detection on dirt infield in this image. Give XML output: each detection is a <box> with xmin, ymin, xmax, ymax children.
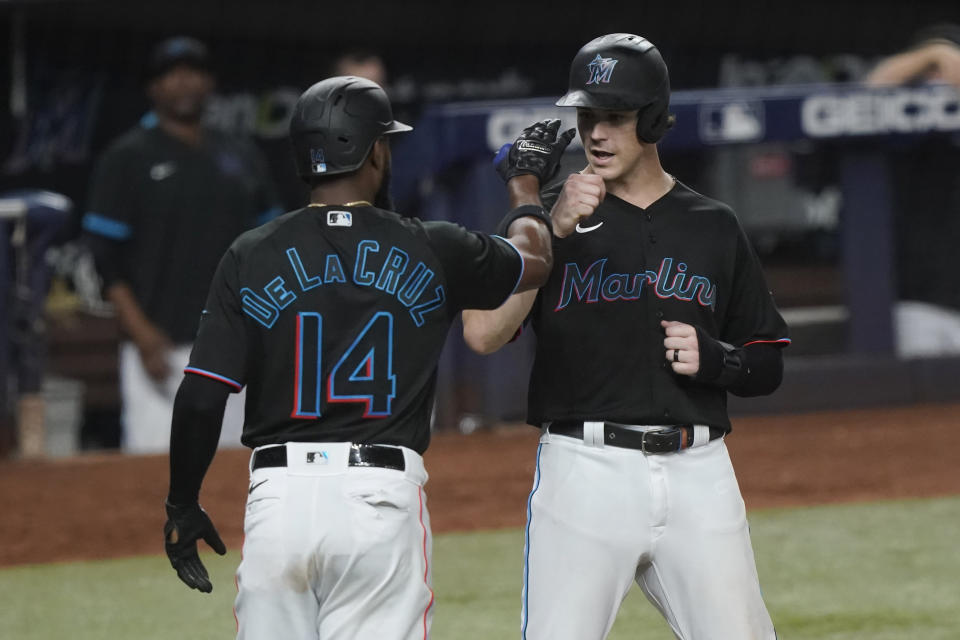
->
<box><xmin>2</xmin><ymin>403</ymin><xmax>959</xmax><ymax>567</ymax></box>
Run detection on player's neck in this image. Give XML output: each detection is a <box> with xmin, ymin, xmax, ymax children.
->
<box><xmin>157</xmin><ymin>115</ymin><xmax>204</xmax><ymax>147</ymax></box>
<box><xmin>310</xmin><ymin>177</ymin><xmax>376</xmax><ymax>208</ymax></box>
<box><xmin>605</xmin><ymin>152</ymin><xmax>674</xmax><ymax>210</ymax></box>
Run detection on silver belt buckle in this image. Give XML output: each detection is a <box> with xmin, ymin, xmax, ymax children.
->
<box><xmin>639</xmin><ymin>426</ymin><xmax>669</xmax><ymax>454</ymax></box>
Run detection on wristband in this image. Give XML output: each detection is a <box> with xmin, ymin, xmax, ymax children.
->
<box><xmin>713</xmin><ymin>348</ymin><xmax>745</xmax><ymax>387</ymax></box>
<box><xmin>495</xmin><ymin>204</ymin><xmax>552</xmax><ymax>237</ymax></box>
<box><xmin>693</xmin><ymin>325</ymin><xmax>744</xmax><ymax>387</ymax></box>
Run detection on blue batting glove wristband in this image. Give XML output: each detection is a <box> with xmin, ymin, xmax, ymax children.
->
<box><xmin>493</xmin><ymin>143</ymin><xmax>512</xmax><ymax>169</ymax></box>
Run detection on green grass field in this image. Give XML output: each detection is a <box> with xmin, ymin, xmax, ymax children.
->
<box><xmin>2</xmin><ymin>497</ymin><xmax>958</xmax><ymax>639</ymax></box>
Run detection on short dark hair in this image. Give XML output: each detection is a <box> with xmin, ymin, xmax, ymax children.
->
<box><xmin>147</xmin><ymin>36</ymin><xmax>211</xmax><ymax>82</ymax></box>
<box><xmin>910</xmin><ymin>23</ymin><xmax>960</xmax><ymax>50</ymax></box>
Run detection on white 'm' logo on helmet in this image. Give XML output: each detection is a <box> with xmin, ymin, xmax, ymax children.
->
<box><xmin>586</xmin><ymin>55</ymin><xmax>618</xmax><ymax>85</ymax></box>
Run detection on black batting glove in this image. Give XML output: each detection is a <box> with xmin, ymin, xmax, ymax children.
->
<box><xmin>494</xmin><ymin>119</ymin><xmax>577</xmax><ymax>185</ymax></box>
<box><xmin>163</xmin><ymin>500</ymin><xmax>227</xmax><ymax>593</ymax></box>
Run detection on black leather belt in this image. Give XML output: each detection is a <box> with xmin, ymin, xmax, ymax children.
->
<box><xmin>252</xmin><ymin>444</ymin><xmax>406</xmax><ymax>471</ymax></box>
<box><xmin>548</xmin><ymin>421</ymin><xmax>724</xmax><ymax>453</ymax></box>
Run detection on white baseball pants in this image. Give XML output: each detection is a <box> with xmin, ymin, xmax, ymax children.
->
<box><xmin>521</xmin><ymin>426</ymin><xmax>776</xmax><ymax>640</ymax></box>
<box><xmin>235</xmin><ymin>442</ymin><xmax>434</xmax><ymax>640</ymax></box>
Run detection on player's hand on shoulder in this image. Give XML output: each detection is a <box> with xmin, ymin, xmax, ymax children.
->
<box><xmin>661</xmin><ymin>320</ymin><xmax>700</xmax><ymax>376</ymax></box>
<box><xmin>494</xmin><ymin>119</ymin><xmax>577</xmax><ymax>186</ymax></box>
<box><xmin>551</xmin><ymin>172</ymin><xmax>605</xmax><ymax>238</ymax></box>
<box><xmin>163</xmin><ymin>501</ymin><xmax>227</xmax><ymax>593</ymax></box>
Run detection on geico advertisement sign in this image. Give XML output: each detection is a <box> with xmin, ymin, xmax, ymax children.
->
<box><xmin>802</xmin><ymin>86</ymin><xmax>960</xmax><ymax>137</ymax></box>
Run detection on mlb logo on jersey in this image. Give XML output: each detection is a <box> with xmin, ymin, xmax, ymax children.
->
<box><xmin>306</xmin><ymin>451</ymin><xmax>329</xmax><ymax>464</ymax></box>
<box><xmin>310</xmin><ymin>148</ymin><xmax>327</xmax><ymax>174</ymax></box>
<box><xmin>586</xmin><ymin>54</ymin><xmax>618</xmax><ymax>85</ymax></box>
<box><xmin>327</xmin><ymin>211</ymin><xmax>353</xmax><ymax>227</ymax></box>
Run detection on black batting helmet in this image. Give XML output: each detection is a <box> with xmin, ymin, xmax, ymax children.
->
<box><xmin>556</xmin><ymin>33</ymin><xmax>673</xmax><ymax>143</ymax></box>
<box><xmin>290</xmin><ymin>76</ymin><xmax>412</xmax><ymax>180</ymax></box>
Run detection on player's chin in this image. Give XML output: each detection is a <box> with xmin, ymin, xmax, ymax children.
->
<box><xmin>586</xmin><ymin>160</ymin><xmax>621</xmax><ymax>181</ymax></box>
<box><xmin>168</xmin><ymin>97</ymin><xmax>207</xmax><ymax>122</ymax></box>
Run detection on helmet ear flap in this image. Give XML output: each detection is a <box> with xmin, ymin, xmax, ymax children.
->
<box><xmin>636</xmin><ymin>99</ymin><xmax>672</xmax><ymax>144</ymax></box>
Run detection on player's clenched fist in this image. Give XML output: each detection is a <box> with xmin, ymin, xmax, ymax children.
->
<box><xmin>551</xmin><ymin>172</ymin><xmax>606</xmax><ymax>238</ymax></box>
<box><xmin>662</xmin><ymin>320</ymin><xmax>700</xmax><ymax>376</ymax></box>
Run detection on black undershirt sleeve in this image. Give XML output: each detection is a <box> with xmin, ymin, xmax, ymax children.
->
<box><xmin>729</xmin><ymin>342</ymin><xmax>784</xmax><ymax>397</ymax></box>
<box><xmin>167</xmin><ymin>374</ymin><xmax>231</xmax><ymax>506</ymax></box>
<box><xmin>694</xmin><ymin>326</ymin><xmax>784</xmax><ymax>397</ymax></box>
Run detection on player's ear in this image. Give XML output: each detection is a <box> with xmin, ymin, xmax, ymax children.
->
<box><xmin>369</xmin><ymin>137</ymin><xmax>389</xmax><ymax>172</ymax></box>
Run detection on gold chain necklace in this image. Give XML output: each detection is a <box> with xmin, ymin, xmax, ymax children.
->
<box><xmin>307</xmin><ymin>200</ymin><xmax>372</xmax><ymax>208</ymax></box>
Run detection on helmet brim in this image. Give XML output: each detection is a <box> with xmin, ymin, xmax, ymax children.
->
<box><xmin>384</xmin><ymin>120</ymin><xmax>413</xmax><ymax>134</ymax></box>
<box><xmin>555</xmin><ymin>90</ymin><xmax>641</xmax><ymax>111</ymax></box>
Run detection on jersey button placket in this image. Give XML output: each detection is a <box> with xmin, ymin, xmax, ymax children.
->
<box><xmin>656</xmin><ymin>308</ymin><xmax>666</xmax><ymax>368</ymax></box>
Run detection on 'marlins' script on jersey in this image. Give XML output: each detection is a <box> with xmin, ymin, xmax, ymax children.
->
<box><xmin>554</xmin><ymin>256</ymin><xmax>716</xmax><ymax>311</ymax></box>
<box><xmin>238</xmin><ymin>244</ymin><xmax>446</xmax><ymax>329</ymax></box>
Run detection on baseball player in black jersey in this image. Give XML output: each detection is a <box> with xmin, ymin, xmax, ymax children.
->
<box><xmin>464</xmin><ymin>34</ymin><xmax>790</xmax><ymax>639</ymax></box>
<box><xmin>162</xmin><ymin>76</ymin><xmax>586</xmax><ymax>640</ymax></box>
<box><xmin>84</xmin><ymin>37</ymin><xmax>282</xmax><ymax>453</ymax></box>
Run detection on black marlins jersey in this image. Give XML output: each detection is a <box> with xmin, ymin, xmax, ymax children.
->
<box><xmin>528</xmin><ymin>179</ymin><xmax>789</xmax><ymax>430</ymax></box>
<box><xmin>186</xmin><ymin>205</ymin><xmax>523</xmax><ymax>452</ymax></box>
<box><xmin>84</xmin><ymin>123</ymin><xmax>281</xmax><ymax>342</ymax></box>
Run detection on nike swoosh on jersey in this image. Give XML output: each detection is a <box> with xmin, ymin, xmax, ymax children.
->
<box><xmin>248</xmin><ymin>479</ymin><xmax>269</xmax><ymax>495</ymax></box>
<box><xmin>575</xmin><ymin>221</ymin><xmax>604</xmax><ymax>233</ymax></box>
<box><xmin>150</xmin><ymin>162</ymin><xmax>177</xmax><ymax>181</ymax></box>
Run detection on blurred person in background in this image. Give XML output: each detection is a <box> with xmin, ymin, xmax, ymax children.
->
<box><xmin>82</xmin><ymin>36</ymin><xmax>282</xmax><ymax>453</ymax></box>
<box><xmin>867</xmin><ymin>24</ymin><xmax>960</xmax><ymax>88</ymax></box>
<box><xmin>330</xmin><ymin>49</ymin><xmax>389</xmax><ymax>87</ymax></box>
<box><xmin>866</xmin><ymin>24</ymin><xmax>960</xmax><ymax>357</ymax></box>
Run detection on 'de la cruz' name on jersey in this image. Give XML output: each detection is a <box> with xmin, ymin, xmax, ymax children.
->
<box><xmin>185</xmin><ymin>204</ymin><xmax>523</xmax><ymax>453</ymax></box>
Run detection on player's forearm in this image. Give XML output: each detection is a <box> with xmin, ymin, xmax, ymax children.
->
<box><xmin>463</xmin><ymin>290</ymin><xmax>537</xmax><ymax>354</ymax></box>
<box><xmin>506</xmin><ymin>217</ymin><xmax>553</xmax><ymax>290</ymax></box>
<box><xmin>107</xmin><ymin>282</ymin><xmax>167</xmax><ymax>346</ymax></box>
<box><xmin>865</xmin><ymin>45</ymin><xmax>939</xmax><ymax>86</ymax></box>
<box><xmin>507</xmin><ymin>174</ymin><xmax>543</xmax><ymax>208</ymax></box>
<box><xmin>168</xmin><ymin>374</ymin><xmax>229</xmax><ymax>506</ymax></box>
<box><xmin>505</xmin><ymin>175</ymin><xmax>554</xmax><ymax>288</ymax></box>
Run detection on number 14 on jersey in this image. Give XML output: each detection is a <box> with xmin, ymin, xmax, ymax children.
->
<box><xmin>292</xmin><ymin>311</ymin><xmax>397</xmax><ymax>419</ymax></box>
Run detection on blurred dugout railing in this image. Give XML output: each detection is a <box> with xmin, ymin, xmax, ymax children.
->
<box><xmin>1</xmin><ymin>192</ymin><xmax>74</xmax><ymax>458</ymax></box>
<box><xmin>0</xmin><ymin>199</ymin><xmax>30</xmax><ymax>454</ymax></box>
<box><xmin>386</xmin><ymin>83</ymin><xmax>960</xmax><ymax>429</ymax></box>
